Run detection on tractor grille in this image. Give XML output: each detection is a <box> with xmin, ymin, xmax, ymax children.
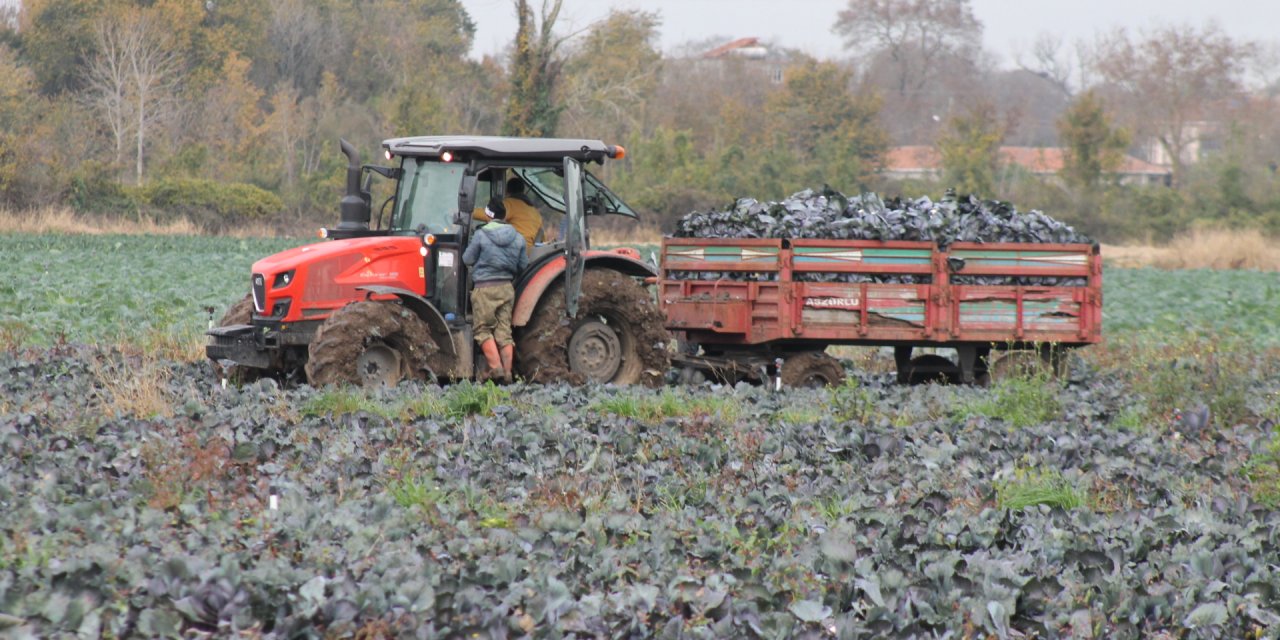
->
<box><xmin>252</xmin><ymin>273</ymin><xmax>266</xmax><ymax>313</ymax></box>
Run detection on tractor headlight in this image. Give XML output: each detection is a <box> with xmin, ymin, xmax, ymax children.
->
<box><xmin>272</xmin><ymin>270</ymin><xmax>296</xmax><ymax>289</ymax></box>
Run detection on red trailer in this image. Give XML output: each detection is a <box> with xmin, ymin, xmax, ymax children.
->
<box><xmin>658</xmin><ymin>237</ymin><xmax>1102</xmax><ymax>386</ymax></box>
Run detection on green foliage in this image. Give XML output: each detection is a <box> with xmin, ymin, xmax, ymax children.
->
<box><xmin>1058</xmin><ymin>90</ymin><xmax>1131</xmax><ymax>189</ymax></box>
<box><xmin>302</xmin><ymin>389</ymin><xmax>402</xmax><ymax>420</ymax></box>
<box><xmin>135</xmin><ymin>178</ymin><xmax>284</xmax><ymax>228</ymax></box>
<box><xmin>503</xmin><ymin>0</ymin><xmax>563</xmax><ymax>136</ymax></box>
<box><xmin>443</xmin><ymin>381</ymin><xmax>511</xmax><ymax>418</ymax></box>
<box><xmin>962</xmin><ymin>373</ymin><xmax>1061</xmax><ymax>429</ymax></box>
<box><xmin>1100</xmin><ymin>332</ymin><xmax>1254</xmax><ymax>429</ymax></box>
<box><xmin>831</xmin><ymin>379</ymin><xmax>876</xmax><ymax>423</ymax></box>
<box><xmin>996</xmin><ymin>468</ymin><xmax>1086</xmax><ymax>511</ymax></box>
<box><xmin>937</xmin><ymin>103</ymin><xmax>1004</xmax><ymax>197</ymax></box>
<box><xmin>592</xmin><ymin>389</ymin><xmax>740</xmax><ymax>422</ymax></box>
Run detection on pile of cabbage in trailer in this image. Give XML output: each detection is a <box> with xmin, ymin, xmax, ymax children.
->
<box><xmin>671</xmin><ymin>188</ymin><xmax>1093</xmax><ymax>285</ymax></box>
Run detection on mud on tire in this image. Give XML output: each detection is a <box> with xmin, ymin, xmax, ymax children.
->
<box><xmin>780</xmin><ymin>351</ymin><xmax>846</xmax><ymax>388</ymax></box>
<box><xmin>305</xmin><ymin>301</ymin><xmax>439</xmax><ymax>387</ymax></box>
<box><xmin>516</xmin><ymin>269</ymin><xmax>670</xmax><ymax>387</ymax></box>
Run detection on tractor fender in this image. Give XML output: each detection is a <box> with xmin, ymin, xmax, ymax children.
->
<box><xmin>356</xmin><ymin>285</ymin><xmax>456</xmax><ymax>357</ymax></box>
<box><xmin>512</xmin><ymin>250</ymin><xmax>658</xmax><ymax>327</ymax></box>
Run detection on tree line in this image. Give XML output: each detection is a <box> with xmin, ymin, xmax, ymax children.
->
<box><xmin>0</xmin><ymin>0</ymin><xmax>1277</xmax><ymax>241</ymax></box>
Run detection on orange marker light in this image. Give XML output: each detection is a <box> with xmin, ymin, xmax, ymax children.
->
<box><xmin>318</xmin><ymin>228</ymin><xmax>329</xmax><ymax>239</ymax></box>
<box><xmin>609</xmin><ymin>145</ymin><xmax>626</xmax><ymax>159</ymax></box>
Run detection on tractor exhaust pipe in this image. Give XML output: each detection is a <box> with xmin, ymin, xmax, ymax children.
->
<box><xmin>336</xmin><ymin>138</ymin><xmax>370</xmax><ymax>234</ymax></box>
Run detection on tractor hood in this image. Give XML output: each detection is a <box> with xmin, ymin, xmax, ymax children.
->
<box><xmin>251</xmin><ymin>235</ymin><xmax>426</xmax><ymax>321</ymax></box>
<box><xmin>254</xmin><ymin>235</ymin><xmax>422</xmax><ymax>275</ymax></box>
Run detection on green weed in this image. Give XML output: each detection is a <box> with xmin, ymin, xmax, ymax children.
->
<box><xmin>1111</xmin><ymin>405</ymin><xmax>1150</xmax><ymax>431</ymax></box>
<box><xmin>831</xmin><ymin>380</ymin><xmax>875</xmax><ymax>423</ymax></box>
<box><xmin>388</xmin><ymin>476</ymin><xmax>448</xmax><ymax>511</ymax></box>
<box><xmin>996</xmin><ymin>468</ymin><xmax>1087</xmax><ymax>511</ymax></box>
<box><xmin>593</xmin><ymin>390</ymin><xmax>740</xmax><ymax>422</ymax></box>
<box><xmin>962</xmin><ymin>375</ymin><xmax>1061</xmax><ymax>428</ymax></box>
<box><xmin>443</xmin><ymin>381</ymin><xmax>511</xmax><ymax>418</ymax></box>
<box><xmin>1245</xmin><ymin>420</ymin><xmax>1280</xmax><ymax>508</ymax></box>
<box><xmin>302</xmin><ymin>389</ymin><xmax>401</xmax><ymax>420</ymax></box>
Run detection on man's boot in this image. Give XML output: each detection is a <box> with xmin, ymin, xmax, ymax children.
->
<box><xmin>480</xmin><ymin>339</ymin><xmax>502</xmax><ymax>382</ymax></box>
<box><xmin>499</xmin><ymin>343</ymin><xmax>515</xmax><ymax>384</ymax></box>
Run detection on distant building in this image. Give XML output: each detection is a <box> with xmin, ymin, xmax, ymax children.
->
<box><xmin>695</xmin><ymin>37</ymin><xmax>793</xmax><ymax>85</ymax></box>
<box><xmin>883</xmin><ymin>145</ymin><xmax>1171</xmax><ymax>186</ymax></box>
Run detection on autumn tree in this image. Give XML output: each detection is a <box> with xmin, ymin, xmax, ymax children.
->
<box><xmin>936</xmin><ymin>103</ymin><xmax>1004</xmax><ymax>196</ymax></box>
<box><xmin>1057</xmin><ymin>90</ymin><xmax>1129</xmax><ymax>189</ymax></box>
<box><xmin>504</xmin><ymin>0</ymin><xmax>564</xmax><ymax>137</ymax></box>
<box><xmin>558</xmin><ymin>10</ymin><xmax>661</xmax><ymax>141</ymax></box>
<box><xmin>764</xmin><ymin>59</ymin><xmax>887</xmax><ymax>189</ymax></box>
<box><xmin>0</xmin><ymin>45</ymin><xmax>37</xmax><ymax>202</ymax></box>
<box><xmin>1093</xmin><ymin>24</ymin><xmax>1253</xmax><ymax>188</ymax></box>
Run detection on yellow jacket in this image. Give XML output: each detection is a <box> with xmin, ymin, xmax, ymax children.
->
<box><xmin>472</xmin><ymin>198</ymin><xmax>540</xmax><ymax>248</ymax></box>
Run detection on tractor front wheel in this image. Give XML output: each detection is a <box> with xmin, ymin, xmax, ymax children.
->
<box><xmin>305</xmin><ymin>301</ymin><xmax>439</xmax><ymax>387</ymax></box>
<box><xmin>516</xmin><ymin>270</ymin><xmax>670</xmax><ymax>386</ymax></box>
<box><xmin>209</xmin><ymin>294</ymin><xmax>264</xmax><ymax>384</ymax></box>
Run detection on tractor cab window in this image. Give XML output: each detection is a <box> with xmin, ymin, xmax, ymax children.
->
<box><xmin>514</xmin><ymin>167</ymin><xmax>639</xmax><ymax>219</ymax></box>
<box><xmin>391</xmin><ymin>158</ymin><xmax>466</xmax><ymax>233</ymax></box>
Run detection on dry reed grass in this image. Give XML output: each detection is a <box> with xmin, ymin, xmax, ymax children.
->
<box><xmin>1104</xmin><ymin>229</ymin><xmax>1280</xmax><ymax>271</ymax></box>
<box><xmin>0</xmin><ymin>206</ymin><xmax>284</xmax><ymax>238</ymax></box>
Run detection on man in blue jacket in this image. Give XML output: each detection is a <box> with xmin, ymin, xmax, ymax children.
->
<box><xmin>463</xmin><ymin>197</ymin><xmax>529</xmax><ymax>383</ymax></box>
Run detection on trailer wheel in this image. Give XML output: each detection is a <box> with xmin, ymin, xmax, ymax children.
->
<box><xmin>780</xmin><ymin>351</ymin><xmax>846</xmax><ymax>388</ymax></box>
<box><xmin>904</xmin><ymin>354</ymin><xmax>960</xmax><ymax>385</ymax></box>
<box><xmin>516</xmin><ymin>269</ymin><xmax>670</xmax><ymax>387</ymax></box>
<box><xmin>209</xmin><ymin>294</ymin><xmax>264</xmax><ymax>384</ymax></box>
<box><xmin>305</xmin><ymin>301</ymin><xmax>439</xmax><ymax>387</ymax></box>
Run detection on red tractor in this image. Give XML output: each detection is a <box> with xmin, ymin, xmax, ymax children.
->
<box><xmin>208</xmin><ymin>136</ymin><xmax>670</xmax><ymax>387</ymax></box>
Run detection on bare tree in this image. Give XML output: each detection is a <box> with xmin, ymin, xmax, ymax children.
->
<box><xmin>833</xmin><ymin>0</ymin><xmax>982</xmax><ymax>97</ymax></box>
<box><xmin>1014</xmin><ymin>34</ymin><xmax>1082</xmax><ymax>98</ymax></box>
<box><xmin>1093</xmin><ymin>24</ymin><xmax>1253</xmax><ymax>187</ymax></box>
<box><xmin>84</xmin><ymin>18</ymin><xmax>133</xmax><ymax>174</ymax></box>
<box><xmin>268</xmin><ymin>0</ymin><xmax>325</xmax><ymax>93</ymax></box>
<box><xmin>84</xmin><ymin>9</ymin><xmax>183</xmax><ymax>184</ymax></box>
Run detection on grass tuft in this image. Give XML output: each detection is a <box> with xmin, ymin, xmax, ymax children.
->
<box><xmin>443</xmin><ymin>381</ymin><xmax>511</xmax><ymax>418</ymax></box>
<box><xmin>996</xmin><ymin>468</ymin><xmax>1087</xmax><ymax>511</ymax></box>
<box><xmin>961</xmin><ymin>374</ymin><xmax>1061</xmax><ymax>429</ymax></box>
<box><xmin>591</xmin><ymin>389</ymin><xmax>740</xmax><ymax>422</ymax></box>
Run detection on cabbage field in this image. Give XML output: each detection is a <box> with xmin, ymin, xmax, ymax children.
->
<box><xmin>3</xmin><ymin>232</ymin><xmax>1280</xmax><ymax>638</ymax></box>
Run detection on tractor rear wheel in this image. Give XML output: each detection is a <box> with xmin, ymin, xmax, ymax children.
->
<box><xmin>209</xmin><ymin>294</ymin><xmax>264</xmax><ymax>384</ymax></box>
<box><xmin>516</xmin><ymin>269</ymin><xmax>670</xmax><ymax>386</ymax></box>
<box><xmin>780</xmin><ymin>351</ymin><xmax>846</xmax><ymax>388</ymax></box>
<box><xmin>305</xmin><ymin>301</ymin><xmax>439</xmax><ymax>387</ymax></box>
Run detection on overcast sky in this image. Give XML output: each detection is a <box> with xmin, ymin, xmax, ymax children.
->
<box><xmin>460</xmin><ymin>0</ymin><xmax>1280</xmax><ymax>66</ymax></box>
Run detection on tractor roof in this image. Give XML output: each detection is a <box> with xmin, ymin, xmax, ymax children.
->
<box><xmin>382</xmin><ymin>135</ymin><xmax>622</xmax><ymax>163</ymax></box>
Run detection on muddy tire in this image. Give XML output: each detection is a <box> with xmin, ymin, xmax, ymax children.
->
<box><xmin>515</xmin><ymin>269</ymin><xmax>670</xmax><ymax>387</ymax></box>
<box><xmin>780</xmin><ymin>351</ymin><xmax>846</xmax><ymax>388</ymax></box>
<box><xmin>305</xmin><ymin>301</ymin><xmax>440</xmax><ymax>387</ymax></box>
<box><xmin>210</xmin><ymin>295</ymin><xmax>264</xmax><ymax>384</ymax></box>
